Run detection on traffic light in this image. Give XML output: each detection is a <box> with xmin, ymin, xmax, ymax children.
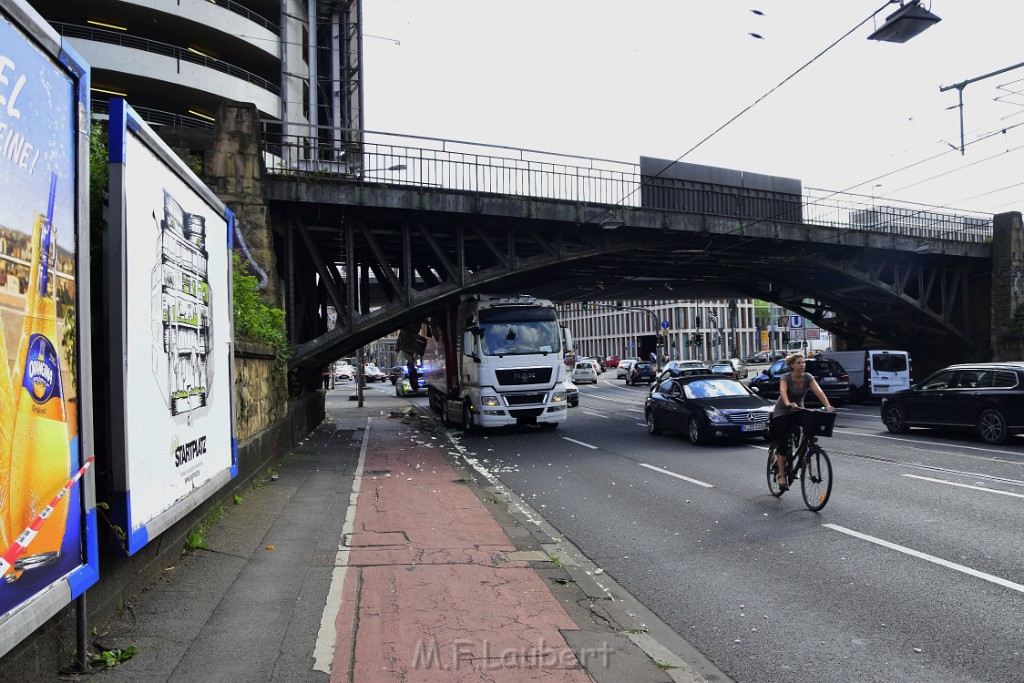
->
<box><xmin>582</xmin><ymin>301</ymin><xmax>590</xmax><ymax>310</ymax></box>
<box><xmin>695</xmin><ymin>316</ymin><xmax>701</xmax><ymax>328</ymax></box>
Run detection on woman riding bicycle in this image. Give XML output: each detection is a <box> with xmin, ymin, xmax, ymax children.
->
<box><xmin>771</xmin><ymin>352</ymin><xmax>835</xmax><ymax>491</ymax></box>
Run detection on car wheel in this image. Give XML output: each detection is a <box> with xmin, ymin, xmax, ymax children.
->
<box><xmin>570</xmin><ymin>398</ymin><xmax>579</xmax><ymax>407</ymax></box>
<box><xmin>646</xmin><ymin>410</ymin><xmax>663</xmax><ymax>435</ymax></box>
<box><xmin>688</xmin><ymin>416</ymin><xmax>707</xmax><ymax>445</ymax></box>
<box><xmin>883</xmin><ymin>404</ymin><xmax>908</xmax><ymax>434</ymax></box>
<box><xmin>977</xmin><ymin>409</ymin><xmax>1008</xmax><ymax>445</ymax></box>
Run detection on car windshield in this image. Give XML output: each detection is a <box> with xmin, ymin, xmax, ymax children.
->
<box><xmin>479</xmin><ymin>307</ymin><xmax>560</xmax><ymax>356</ymax></box>
<box><xmin>683</xmin><ymin>379</ymin><xmax>748</xmax><ymax>399</ymax></box>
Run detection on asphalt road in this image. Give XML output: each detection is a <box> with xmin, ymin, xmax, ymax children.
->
<box><xmin>427</xmin><ymin>371</ymin><xmax>1024</xmax><ymax>683</ymax></box>
<box><xmin>357</xmin><ymin>374</ymin><xmax>1024</xmax><ymax>682</ymax></box>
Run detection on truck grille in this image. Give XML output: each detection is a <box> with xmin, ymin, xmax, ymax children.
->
<box><xmin>509</xmin><ymin>408</ymin><xmax>544</xmax><ymax>418</ymax></box>
<box><xmin>495</xmin><ymin>368</ymin><xmax>553</xmax><ymax>386</ymax></box>
<box><xmin>504</xmin><ymin>392</ymin><xmax>547</xmax><ymax>406</ymax></box>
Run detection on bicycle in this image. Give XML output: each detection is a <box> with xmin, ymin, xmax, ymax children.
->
<box><xmin>766</xmin><ymin>407</ymin><xmax>835</xmax><ymax>511</ymax></box>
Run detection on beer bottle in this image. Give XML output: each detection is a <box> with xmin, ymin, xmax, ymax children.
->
<box><xmin>6</xmin><ymin>174</ymin><xmax>72</xmax><ymax>575</ymax></box>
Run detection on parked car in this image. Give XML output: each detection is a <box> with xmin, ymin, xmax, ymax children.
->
<box><xmin>715</xmin><ymin>357</ymin><xmax>748</xmax><ymax>379</ymax></box>
<box><xmin>605</xmin><ymin>355</ymin><xmax>621</xmax><ymax>369</ymax></box>
<box><xmin>616</xmin><ymin>359</ymin><xmax>638</xmax><ymax>379</ymax></box>
<box><xmin>395</xmin><ymin>369</ymin><xmax>427</xmax><ymax>397</ymax></box>
<box><xmin>748</xmin><ymin>357</ymin><xmax>850</xmax><ymax>406</ymax></box>
<box><xmin>572</xmin><ymin>360</ymin><xmax>599</xmax><ymax>384</ymax></box>
<box><xmin>709</xmin><ymin>362</ymin><xmax>737</xmax><ymax>379</ymax></box>
<box><xmin>563</xmin><ymin>378</ymin><xmax>580</xmax><ymax>407</ymax></box>
<box><xmin>881</xmin><ymin>362</ymin><xmax>1024</xmax><ymax>445</ymax></box>
<box><xmin>644</xmin><ymin>375</ymin><xmax>773</xmax><ymax>444</ymax></box>
<box><xmin>627</xmin><ymin>361</ymin><xmax>657</xmax><ymax>385</ymax></box>
<box><xmin>745</xmin><ymin>351</ymin><xmax>770</xmax><ymax>364</ymax></box>
<box><xmin>655</xmin><ymin>360</ymin><xmax>711</xmax><ymax>384</ymax></box>
<box><xmin>388</xmin><ymin>365</ymin><xmax>406</xmax><ymax>384</ymax></box>
<box><xmin>363</xmin><ymin>364</ymin><xmax>387</xmax><ymax>382</ymax></box>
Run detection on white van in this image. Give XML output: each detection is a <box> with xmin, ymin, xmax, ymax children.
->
<box><xmin>822</xmin><ymin>350</ymin><xmax>912</xmax><ymax>402</ymax></box>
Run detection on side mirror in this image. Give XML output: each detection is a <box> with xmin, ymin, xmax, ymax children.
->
<box><xmin>463</xmin><ymin>330</ymin><xmax>480</xmax><ymax>362</ymax></box>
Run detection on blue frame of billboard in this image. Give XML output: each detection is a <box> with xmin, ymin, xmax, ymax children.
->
<box><xmin>0</xmin><ymin>0</ymin><xmax>98</xmax><ymax>659</ymax></box>
<box><xmin>105</xmin><ymin>98</ymin><xmax>237</xmax><ymax>557</ymax></box>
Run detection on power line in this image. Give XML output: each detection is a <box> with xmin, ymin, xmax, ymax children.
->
<box><xmin>591</xmin><ymin>1</ymin><xmax>894</xmax><ymax>224</ymax></box>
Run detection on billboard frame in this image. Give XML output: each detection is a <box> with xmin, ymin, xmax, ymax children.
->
<box><xmin>105</xmin><ymin>98</ymin><xmax>237</xmax><ymax>557</ymax></box>
<box><xmin>0</xmin><ymin>0</ymin><xmax>98</xmax><ymax>659</ymax></box>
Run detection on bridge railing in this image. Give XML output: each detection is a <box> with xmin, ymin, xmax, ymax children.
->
<box><xmin>262</xmin><ymin>126</ymin><xmax>993</xmax><ymax>243</ymax></box>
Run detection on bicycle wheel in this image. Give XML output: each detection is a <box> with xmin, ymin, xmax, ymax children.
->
<box><xmin>766</xmin><ymin>444</ymin><xmax>784</xmax><ymax>497</ymax></box>
<box><xmin>800</xmin><ymin>445</ymin><xmax>833</xmax><ymax>512</ymax></box>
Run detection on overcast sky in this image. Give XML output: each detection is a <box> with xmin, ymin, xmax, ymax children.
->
<box><xmin>362</xmin><ymin>1</ymin><xmax>1024</xmax><ymax>215</ymax></box>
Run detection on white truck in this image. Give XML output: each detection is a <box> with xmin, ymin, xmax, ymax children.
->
<box><xmin>423</xmin><ymin>295</ymin><xmax>573</xmax><ymax>431</ymax></box>
<box><xmin>786</xmin><ymin>339</ymin><xmax>829</xmax><ymax>355</ymax></box>
<box><xmin>821</xmin><ymin>349</ymin><xmax>912</xmax><ymax>402</ymax></box>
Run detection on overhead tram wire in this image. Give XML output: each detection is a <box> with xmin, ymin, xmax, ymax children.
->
<box><xmin>588</xmin><ymin>1</ymin><xmax>896</xmax><ymax>226</ymax></box>
<box><xmin>672</xmin><ymin>110</ymin><xmax>1024</xmax><ymax>253</ymax></box>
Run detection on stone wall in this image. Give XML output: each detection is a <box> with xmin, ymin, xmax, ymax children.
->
<box><xmin>235</xmin><ymin>341</ymin><xmax>288</xmax><ymax>441</ymax></box>
<box><xmin>991</xmin><ymin>212</ymin><xmax>1024</xmax><ymax>360</ymax></box>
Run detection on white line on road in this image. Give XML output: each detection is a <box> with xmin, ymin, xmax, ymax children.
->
<box><xmin>639</xmin><ymin>463</ymin><xmax>714</xmax><ymax>488</ymax></box>
<box><xmin>313</xmin><ymin>416</ymin><xmax>372</xmax><ymax>673</ymax></box>
<box><xmin>627</xmin><ymin>408</ymin><xmax>643</xmax><ymax>413</ymax></box>
<box><xmin>824</xmin><ymin>524</ymin><xmax>1024</xmax><ymax>595</ymax></box>
<box><xmin>848</xmin><ymin>431</ymin><xmax>1023</xmax><ymax>457</ymax></box>
<box><xmin>581</xmin><ymin>410</ymin><xmax>610</xmax><ymax>419</ymax></box>
<box><xmin>901</xmin><ymin>474</ymin><xmax>1024</xmax><ymax>498</ymax></box>
<box><xmin>562</xmin><ymin>436</ymin><xmax>599</xmax><ymax>449</ymax></box>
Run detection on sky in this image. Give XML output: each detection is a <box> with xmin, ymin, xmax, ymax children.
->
<box><xmin>362</xmin><ymin>1</ymin><xmax>1024</xmax><ymax>216</ymax></box>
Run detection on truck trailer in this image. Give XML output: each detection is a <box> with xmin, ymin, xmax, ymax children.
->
<box><xmin>423</xmin><ymin>295</ymin><xmax>573</xmax><ymax>431</ymax></box>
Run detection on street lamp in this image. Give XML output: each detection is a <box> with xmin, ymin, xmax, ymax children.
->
<box><xmin>867</xmin><ymin>1</ymin><xmax>941</xmax><ymax>43</ymax></box>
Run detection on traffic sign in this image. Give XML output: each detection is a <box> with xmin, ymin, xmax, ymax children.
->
<box><xmin>789</xmin><ymin>315</ymin><xmax>803</xmax><ymax>329</ymax></box>
<box><xmin>661</xmin><ymin>320</ymin><xmax>670</xmax><ymax>329</ymax></box>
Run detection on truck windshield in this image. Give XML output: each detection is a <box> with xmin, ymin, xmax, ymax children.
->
<box><xmin>479</xmin><ymin>308</ymin><xmax>560</xmax><ymax>356</ymax></box>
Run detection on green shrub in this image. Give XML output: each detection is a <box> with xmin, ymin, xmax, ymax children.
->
<box><xmin>233</xmin><ymin>253</ymin><xmax>288</xmax><ymax>354</ymax></box>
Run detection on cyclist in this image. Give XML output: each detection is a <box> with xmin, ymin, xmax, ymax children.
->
<box><xmin>771</xmin><ymin>352</ymin><xmax>835</xmax><ymax>490</ymax></box>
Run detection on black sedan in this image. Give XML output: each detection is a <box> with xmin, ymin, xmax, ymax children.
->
<box><xmin>881</xmin><ymin>362</ymin><xmax>1024</xmax><ymax>445</ymax></box>
<box><xmin>748</xmin><ymin>357</ymin><xmax>850</xmax><ymax>407</ymax></box>
<box><xmin>645</xmin><ymin>376</ymin><xmax>772</xmax><ymax>444</ymax></box>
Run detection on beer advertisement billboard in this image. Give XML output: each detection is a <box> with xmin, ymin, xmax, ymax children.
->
<box><xmin>106</xmin><ymin>99</ymin><xmax>236</xmax><ymax>556</ymax></box>
<box><xmin>0</xmin><ymin>0</ymin><xmax>98</xmax><ymax>656</ymax></box>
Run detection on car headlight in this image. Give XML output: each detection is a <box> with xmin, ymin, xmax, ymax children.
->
<box><xmin>552</xmin><ymin>390</ymin><xmax>567</xmax><ymax>403</ymax></box>
<box><xmin>480</xmin><ymin>395</ymin><xmax>500</xmax><ymax>407</ymax></box>
<box><xmin>705</xmin><ymin>406</ymin><xmax>729</xmax><ymax>424</ymax></box>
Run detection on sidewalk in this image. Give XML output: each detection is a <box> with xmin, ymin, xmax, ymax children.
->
<box><xmin>80</xmin><ymin>386</ymin><xmax>724</xmax><ymax>682</ymax></box>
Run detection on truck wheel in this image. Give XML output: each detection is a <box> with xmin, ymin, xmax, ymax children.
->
<box><xmin>441</xmin><ymin>400</ymin><xmax>455</xmax><ymax>428</ymax></box>
<box><xmin>462</xmin><ymin>402</ymin><xmax>480</xmax><ymax>434</ymax></box>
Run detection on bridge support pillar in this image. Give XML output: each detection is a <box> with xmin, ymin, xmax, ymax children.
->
<box><xmin>991</xmin><ymin>211</ymin><xmax>1024</xmax><ymax>360</ymax></box>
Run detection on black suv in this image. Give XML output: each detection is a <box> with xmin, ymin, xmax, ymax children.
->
<box><xmin>628</xmin><ymin>361</ymin><xmax>657</xmax><ymax>385</ymax></box>
<box><xmin>749</xmin><ymin>357</ymin><xmax>850</xmax><ymax>406</ymax></box>
<box><xmin>881</xmin><ymin>362</ymin><xmax>1024</xmax><ymax>445</ymax></box>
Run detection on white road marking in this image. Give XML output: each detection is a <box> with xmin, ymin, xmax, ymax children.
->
<box><xmin>849</xmin><ymin>431</ymin><xmax>1023</xmax><ymax>457</ymax></box>
<box><xmin>824</xmin><ymin>524</ymin><xmax>1024</xmax><ymax>595</ymax></box>
<box><xmin>639</xmin><ymin>463</ymin><xmax>714</xmax><ymax>488</ymax></box>
<box><xmin>313</xmin><ymin>416</ymin><xmax>372</xmax><ymax>673</ymax></box>
<box><xmin>562</xmin><ymin>436</ymin><xmax>599</xmax><ymax>449</ymax></box>
<box><xmin>901</xmin><ymin>474</ymin><xmax>1024</xmax><ymax>498</ymax></box>
<box><xmin>627</xmin><ymin>408</ymin><xmax>644</xmax><ymax>413</ymax></box>
<box><xmin>582</xmin><ymin>410</ymin><xmax>610</xmax><ymax>419</ymax></box>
